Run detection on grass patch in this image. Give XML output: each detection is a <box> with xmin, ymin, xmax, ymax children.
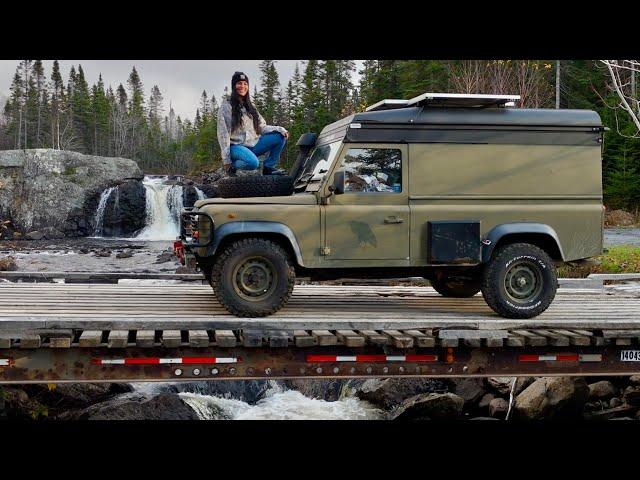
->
<box><xmin>63</xmin><ymin>166</ymin><xmax>77</xmax><ymax>176</ymax></box>
<box><xmin>558</xmin><ymin>245</ymin><xmax>640</xmax><ymax>278</ymax></box>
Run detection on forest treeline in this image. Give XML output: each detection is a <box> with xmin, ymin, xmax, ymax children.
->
<box><xmin>0</xmin><ymin>59</ymin><xmax>639</xmax><ymax>211</ymax></box>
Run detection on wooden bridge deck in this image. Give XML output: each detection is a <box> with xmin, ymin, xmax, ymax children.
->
<box><xmin>1</xmin><ymin>282</ymin><xmax>639</xmax><ymax>332</ymax></box>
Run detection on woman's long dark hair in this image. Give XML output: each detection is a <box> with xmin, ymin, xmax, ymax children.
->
<box><xmin>230</xmin><ymin>88</ymin><xmax>261</xmax><ymax>133</ymax></box>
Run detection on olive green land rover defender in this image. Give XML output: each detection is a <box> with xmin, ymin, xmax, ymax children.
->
<box><xmin>177</xmin><ymin>93</ymin><xmax>605</xmax><ymax>319</ymax></box>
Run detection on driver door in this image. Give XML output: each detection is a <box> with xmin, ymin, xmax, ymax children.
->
<box><xmin>322</xmin><ymin>144</ymin><xmax>409</xmax><ymax>263</ymax></box>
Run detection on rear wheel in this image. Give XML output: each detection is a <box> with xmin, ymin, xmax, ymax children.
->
<box><xmin>210</xmin><ymin>238</ymin><xmax>295</xmax><ymax>317</ymax></box>
<box><xmin>430</xmin><ymin>274</ymin><xmax>481</xmax><ymax>298</ymax></box>
<box><xmin>481</xmin><ymin>243</ymin><xmax>557</xmax><ymax>319</ymax></box>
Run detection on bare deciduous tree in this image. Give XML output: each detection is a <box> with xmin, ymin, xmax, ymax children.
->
<box><xmin>447</xmin><ymin>60</ymin><xmax>554</xmax><ymax>108</ymax></box>
<box><xmin>600</xmin><ymin>60</ymin><xmax>640</xmax><ymax>136</ymax></box>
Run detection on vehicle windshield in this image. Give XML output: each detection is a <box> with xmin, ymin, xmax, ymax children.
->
<box><xmin>297</xmin><ymin>141</ymin><xmax>341</xmax><ymax>185</ymax></box>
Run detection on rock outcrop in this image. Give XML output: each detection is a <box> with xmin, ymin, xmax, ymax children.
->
<box><xmin>57</xmin><ymin>392</ymin><xmax>199</xmax><ymax>420</ymax></box>
<box><xmin>99</xmin><ymin>179</ymin><xmax>146</xmax><ymax>237</ymax></box>
<box><xmin>390</xmin><ymin>392</ymin><xmax>465</xmax><ymax>420</ymax></box>
<box><xmin>514</xmin><ymin>377</ymin><xmax>589</xmax><ymax>420</ymax></box>
<box><xmin>0</xmin><ymin>149</ymin><xmax>143</xmax><ymax>238</ymax></box>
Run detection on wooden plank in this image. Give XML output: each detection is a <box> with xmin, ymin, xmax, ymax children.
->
<box><xmin>214</xmin><ymin>330</ymin><xmax>237</xmax><ymax>347</ymax></box>
<box><xmin>161</xmin><ymin>330</ymin><xmax>182</xmax><ymax>348</ymax></box>
<box><xmin>107</xmin><ymin>330</ymin><xmax>129</xmax><ymax>348</ymax></box>
<box><xmin>402</xmin><ymin>330</ymin><xmax>436</xmax><ymax>348</ymax></box>
<box><xmin>570</xmin><ymin>329</ymin><xmax>594</xmax><ymax>336</ymax></box>
<box><xmin>19</xmin><ymin>334</ymin><xmax>41</xmax><ymax>349</ymax></box>
<box><xmin>485</xmin><ymin>337</ymin><xmax>504</xmax><ymax>348</ymax></box>
<box><xmin>506</xmin><ymin>333</ymin><xmax>525</xmax><ymax>348</ymax></box>
<box><xmin>383</xmin><ymin>330</ymin><xmax>414</xmax><ymax>348</ymax></box>
<box><xmin>293</xmin><ymin>330</ymin><xmax>317</xmax><ymax>347</ymax></box>
<box><xmin>189</xmin><ymin>330</ymin><xmax>209</xmax><ymax>348</ymax></box>
<box><xmin>79</xmin><ymin>330</ymin><xmax>103</xmax><ymax>348</ymax></box>
<box><xmin>549</xmin><ymin>329</ymin><xmax>591</xmax><ymax>346</ymax></box>
<box><xmin>615</xmin><ymin>338</ymin><xmax>633</xmax><ymax>346</ymax></box>
<box><xmin>240</xmin><ymin>330</ymin><xmax>263</xmax><ymax>348</ymax></box>
<box><xmin>49</xmin><ymin>337</ymin><xmax>71</xmax><ymax>348</ymax></box>
<box><xmin>510</xmin><ymin>330</ymin><xmax>548</xmax><ymax>347</ymax></box>
<box><xmin>532</xmin><ymin>329</ymin><xmax>570</xmax><ymax>347</ymax></box>
<box><xmin>135</xmin><ymin>330</ymin><xmax>156</xmax><ymax>348</ymax></box>
<box><xmin>603</xmin><ymin>330</ymin><xmax>640</xmax><ymax>338</ymax></box>
<box><xmin>268</xmin><ymin>331</ymin><xmax>292</xmax><ymax>348</ymax></box>
<box><xmin>335</xmin><ymin>330</ymin><xmax>366</xmax><ymax>347</ymax></box>
<box><xmin>312</xmin><ymin>330</ymin><xmax>338</xmax><ymax>346</ymax></box>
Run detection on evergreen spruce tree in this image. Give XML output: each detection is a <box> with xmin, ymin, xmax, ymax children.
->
<box><xmin>49</xmin><ymin>60</ymin><xmax>65</xmax><ymax>149</ymax></box>
<box><xmin>71</xmin><ymin>65</ymin><xmax>92</xmax><ymax>152</ymax></box>
<box><xmin>126</xmin><ymin>67</ymin><xmax>146</xmax><ymax>160</ymax></box>
<box><xmin>257</xmin><ymin>60</ymin><xmax>282</xmax><ymax>124</ymax></box>
<box><xmin>31</xmin><ymin>60</ymin><xmax>47</xmax><ymax>147</ymax></box>
<box><xmin>4</xmin><ymin>70</ymin><xmax>24</xmax><ymax>148</ymax></box>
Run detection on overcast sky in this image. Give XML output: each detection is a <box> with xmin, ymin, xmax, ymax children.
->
<box><xmin>0</xmin><ymin>60</ymin><xmax>363</xmax><ymax>120</ymax></box>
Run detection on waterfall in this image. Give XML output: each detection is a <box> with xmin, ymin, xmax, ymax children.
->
<box><xmin>133</xmin><ymin>176</ymin><xmax>183</xmax><ymax>241</ymax></box>
<box><xmin>92</xmin><ymin>176</ymin><xmax>200</xmax><ymax>241</ymax></box>
<box><xmin>93</xmin><ymin>186</ymin><xmax>116</xmax><ymax>236</ymax></box>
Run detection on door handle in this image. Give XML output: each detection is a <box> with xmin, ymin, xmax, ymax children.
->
<box><xmin>384</xmin><ymin>216</ymin><xmax>404</xmax><ymax>224</ymax></box>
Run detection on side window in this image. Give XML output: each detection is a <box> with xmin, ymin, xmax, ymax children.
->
<box><xmin>339</xmin><ymin>148</ymin><xmax>402</xmax><ymax>193</ymax></box>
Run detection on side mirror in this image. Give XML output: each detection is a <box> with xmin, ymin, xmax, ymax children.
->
<box><xmin>329</xmin><ymin>170</ymin><xmax>345</xmax><ymax>195</ymax></box>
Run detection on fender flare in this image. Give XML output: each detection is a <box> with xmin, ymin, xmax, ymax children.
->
<box><xmin>482</xmin><ymin>223</ymin><xmax>565</xmax><ymax>262</ymax></box>
<box><xmin>206</xmin><ymin>221</ymin><xmax>305</xmax><ymax>266</ymax></box>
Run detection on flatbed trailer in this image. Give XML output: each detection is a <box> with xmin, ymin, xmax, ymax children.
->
<box><xmin>2</xmin><ymin>274</ymin><xmax>640</xmax><ymax>384</ymax></box>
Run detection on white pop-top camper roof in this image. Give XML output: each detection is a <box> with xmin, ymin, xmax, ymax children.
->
<box><xmin>365</xmin><ymin>92</ymin><xmax>521</xmax><ymax>112</ymax></box>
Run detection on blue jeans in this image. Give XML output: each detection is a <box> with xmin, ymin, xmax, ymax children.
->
<box><xmin>230</xmin><ymin>132</ymin><xmax>287</xmax><ymax>170</ymax></box>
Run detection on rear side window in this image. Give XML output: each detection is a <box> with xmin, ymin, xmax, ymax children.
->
<box><xmin>339</xmin><ymin>148</ymin><xmax>402</xmax><ymax>193</ymax></box>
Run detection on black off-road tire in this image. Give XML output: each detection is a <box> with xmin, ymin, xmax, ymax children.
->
<box><xmin>481</xmin><ymin>243</ymin><xmax>558</xmax><ymax>319</ymax></box>
<box><xmin>217</xmin><ymin>175</ymin><xmax>294</xmax><ymax>198</ymax></box>
<box><xmin>431</xmin><ymin>275</ymin><xmax>481</xmax><ymax>298</ymax></box>
<box><xmin>210</xmin><ymin>238</ymin><xmax>295</xmax><ymax>317</ymax></box>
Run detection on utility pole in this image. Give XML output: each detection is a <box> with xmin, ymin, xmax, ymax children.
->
<box><xmin>555</xmin><ymin>60</ymin><xmax>561</xmax><ymax>109</ymax></box>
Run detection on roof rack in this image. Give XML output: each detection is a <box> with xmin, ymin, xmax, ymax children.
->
<box><xmin>365</xmin><ymin>92</ymin><xmax>521</xmax><ymax>112</ymax></box>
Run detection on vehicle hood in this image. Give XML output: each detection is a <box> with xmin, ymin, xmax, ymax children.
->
<box><xmin>194</xmin><ymin>194</ymin><xmax>318</xmax><ymax>207</ymax></box>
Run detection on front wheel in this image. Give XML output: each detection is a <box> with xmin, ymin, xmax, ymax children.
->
<box><xmin>481</xmin><ymin>243</ymin><xmax>558</xmax><ymax>319</ymax></box>
<box><xmin>210</xmin><ymin>238</ymin><xmax>295</xmax><ymax>317</ymax></box>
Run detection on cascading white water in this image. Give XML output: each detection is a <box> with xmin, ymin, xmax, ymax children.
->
<box><xmin>92</xmin><ymin>175</ymin><xmax>207</xmax><ymax>240</ymax></box>
<box><xmin>177</xmin><ymin>382</ymin><xmax>385</xmax><ymax>420</ymax></box>
<box><xmin>93</xmin><ymin>186</ymin><xmax>116</xmax><ymax>236</ymax></box>
<box><xmin>134</xmin><ymin>176</ymin><xmax>184</xmax><ymax>241</ymax></box>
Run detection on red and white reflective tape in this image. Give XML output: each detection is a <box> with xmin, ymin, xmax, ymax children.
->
<box><xmin>91</xmin><ymin>356</ymin><xmax>238</xmax><ymax>366</ymax></box>
<box><xmin>0</xmin><ymin>358</ymin><xmax>12</xmax><ymax>367</ymax></box>
<box><xmin>306</xmin><ymin>354</ymin><xmax>438</xmax><ymax>363</ymax></box>
<box><xmin>519</xmin><ymin>354</ymin><xmax>602</xmax><ymax>362</ymax></box>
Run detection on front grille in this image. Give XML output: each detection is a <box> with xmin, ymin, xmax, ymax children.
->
<box><xmin>179</xmin><ymin>209</ymin><xmax>214</xmax><ymax>248</ymax></box>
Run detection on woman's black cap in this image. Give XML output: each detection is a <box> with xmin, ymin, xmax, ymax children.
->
<box><xmin>232</xmin><ymin>71</ymin><xmax>249</xmax><ymax>89</ymax></box>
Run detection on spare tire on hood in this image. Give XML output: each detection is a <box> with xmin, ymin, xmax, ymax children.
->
<box><xmin>217</xmin><ymin>175</ymin><xmax>295</xmax><ymax>198</ymax></box>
